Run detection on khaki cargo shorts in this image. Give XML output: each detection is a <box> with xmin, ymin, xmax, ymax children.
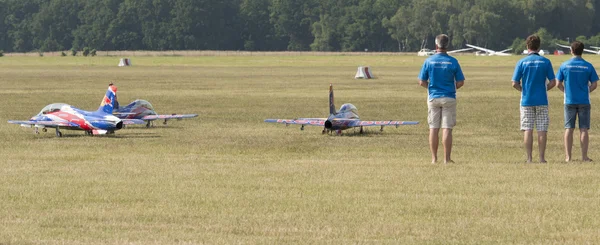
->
<box><xmin>428</xmin><ymin>97</ymin><xmax>457</xmax><ymax>129</ymax></box>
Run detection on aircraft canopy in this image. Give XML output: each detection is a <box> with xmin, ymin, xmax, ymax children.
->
<box><xmin>133</xmin><ymin>100</ymin><xmax>155</xmax><ymax>111</ymax></box>
<box><xmin>38</xmin><ymin>103</ymin><xmax>68</xmax><ymax>115</ymax></box>
<box><xmin>339</xmin><ymin>103</ymin><xmax>358</xmax><ymax>115</ymax></box>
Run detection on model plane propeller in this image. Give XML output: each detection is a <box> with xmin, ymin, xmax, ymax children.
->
<box><xmin>265</xmin><ymin>84</ymin><xmax>419</xmax><ymax>135</ymax></box>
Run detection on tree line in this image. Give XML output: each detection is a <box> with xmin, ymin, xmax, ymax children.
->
<box><xmin>1</xmin><ymin>0</ymin><xmax>600</xmax><ymax>53</ymax></box>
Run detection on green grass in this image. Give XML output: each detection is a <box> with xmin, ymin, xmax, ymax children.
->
<box><xmin>1</xmin><ymin>55</ymin><xmax>600</xmax><ymax>244</ymax></box>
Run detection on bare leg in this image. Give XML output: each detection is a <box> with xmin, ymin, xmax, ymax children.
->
<box><xmin>429</xmin><ymin>128</ymin><xmax>439</xmax><ymax>164</ymax></box>
<box><xmin>580</xmin><ymin>129</ymin><xmax>592</xmax><ymax>161</ymax></box>
<box><xmin>442</xmin><ymin>128</ymin><xmax>453</xmax><ymax>164</ymax></box>
<box><xmin>564</xmin><ymin>128</ymin><xmax>574</xmax><ymax>162</ymax></box>
<box><xmin>524</xmin><ymin>130</ymin><xmax>533</xmax><ymax>163</ymax></box>
<box><xmin>538</xmin><ymin>131</ymin><xmax>547</xmax><ymax>163</ymax></box>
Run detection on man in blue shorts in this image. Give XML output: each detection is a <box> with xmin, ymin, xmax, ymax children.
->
<box><xmin>512</xmin><ymin>35</ymin><xmax>556</xmax><ymax>163</ymax></box>
<box><xmin>556</xmin><ymin>41</ymin><xmax>599</xmax><ymax>162</ymax></box>
<box><xmin>418</xmin><ymin>34</ymin><xmax>465</xmax><ymax>164</ymax></box>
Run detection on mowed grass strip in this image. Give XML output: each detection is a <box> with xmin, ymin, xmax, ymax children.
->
<box><xmin>1</xmin><ymin>55</ymin><xmax>600</xmax><ymax>244</ymax></box>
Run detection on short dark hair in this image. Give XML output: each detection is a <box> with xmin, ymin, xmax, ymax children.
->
<box><xmin>571</xmin><ymin>41</ymin><xmax>584</xmax><ymax>55</ymax></box>
<box><xmin>526</xmin><ymin>35</ymin><xmax>540</xmax><ymax>51</ymax></box>
<box><xmin>435</xmin><ymin>34</ymin><xmax>449</xmax><ymax>50</ymax></box>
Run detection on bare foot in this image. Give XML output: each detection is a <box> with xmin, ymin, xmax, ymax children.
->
<box><xmin>432</xmin><ymin>157</ymin><xmax>437</xmax><ymax>164</ymax></box>
<box><xmin>540</xmin><ymin>159</ymin><xmax>547</xmax><ymax>163</ymax></box>
<box><xmin>525</xmin><ymin>160</ymin><xmax>533</xmax><ymax>163</ymax></box>
<box><xmin>583</xmin><ymin>158</ymin><xmax>593</xmax><ymax>162</ymax></box>
<box><xmin>444</xmin><ymin>160</ymin><xmax>455</xmax><ymax>164</ymax></box>
<box><xmin>565</xmin><ymin>157</ymin><xmax>571</xmax><ymax>163</ymax></box>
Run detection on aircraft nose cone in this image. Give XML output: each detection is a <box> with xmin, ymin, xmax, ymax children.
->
<box><xmin>116</xmin><ymin>121</ymin><xmax>123</xmax><ymax>129</ymax></box>
<box><xmin>325</xmin><ymin>120</ymin><xmax>332</xmax><ymax>129</ymax></box>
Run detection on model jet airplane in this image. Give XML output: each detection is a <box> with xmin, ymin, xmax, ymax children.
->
<box><xmin>556</xmin><ymin>43</ymin><xmax>600</xmax><ymax>55</ymax></box>
<box><xmin>466</xmin><ymin>44</ymin><xmax>512</xmax><ymax>56</ymax></box>
<box><xmin>8</xmin><ymin>85</ymin><xmax>145</xmax><ymax>137</ymax></box>
<box><xmin>113</xmin><ymin>99</ymin><xmax>198</xmax><ymax>128</ymax></box>
<box><xmin>265</xmin><ymin>84</ymin><xmax>419</xmax><ymax>135</ymax></box>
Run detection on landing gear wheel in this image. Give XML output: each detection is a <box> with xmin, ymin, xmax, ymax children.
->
<box><xmin>146</xmin><ymin>121</ymin><xmax>151</xmax><ymax>128</ymax></box>
<box><xmin>56</xmin><ymin>131</ymin><xmax>63</xmax><ymax>137</ymax></box>
<box><xmin>42</xmin><ymin>128</ymin><xmax>47</xmax><ymax>133</ymax></box>
<box><xmin>163</xmin><ymin>119</ymin><xmax>168</xmax><ymax>125</ymax></box>
<box><xmin>360</xmin><ymin>126</ymin><xmax>364</xmax><ymax>134</ymax></box>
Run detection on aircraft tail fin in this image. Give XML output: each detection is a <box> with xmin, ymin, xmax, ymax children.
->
<box><xmin>329</xmin><ymin>84</ymin><xmax>336</xmax><ymax>115</ymax></box>
<box><xmin>98</xmin><ymin>85</ymin><xmax>118</xmax><ymax>114</ymax></box>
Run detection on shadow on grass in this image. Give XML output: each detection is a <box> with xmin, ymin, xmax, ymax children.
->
<box><xmin>326</xmin><ymin>128</ymin><xmax>421</xmax><ymax>137</ymax></box>
<box><xmin>30</xmin><ymin>132</ymin><xmax>161</xmax><ymax>139</ymax></box>
<box><xmin>123</xmin><ymin>125</ymin><xmax>184</xmax><ymax>130</ymax></box>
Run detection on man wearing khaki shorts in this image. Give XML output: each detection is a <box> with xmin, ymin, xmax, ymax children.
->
<box><xmin>418</xmin><ymin>34</ymin><xmax>465</xmax><ymax>164</ymax></box>
<box><xmin>512</xmin><ymin>35</ymin><xmax>556</xmax><ymax>163</ymax></box>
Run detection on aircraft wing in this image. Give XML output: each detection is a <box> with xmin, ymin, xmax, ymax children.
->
<box><xmin>498</xmin><ymin>48</ymin><xmax>512</xmax><ymax>53</ymax></box>
<box><xmin>447</xmin><ymin>48</ymin><xmax>473</xmax><ymax>54</ymax></box>
<box><xmin>8</xmin><ymin>120</ymin><xmax>78</xmax><ymax>128</ymax></box>
<box><xmin>348</xmin><ymin>120</ymin><xmax>419</xmax><ymax>127</ymax></box>
<box><xmin>583</xmin><ymin>49</ymin><xmax>600</xmax><ymax>54</ymax></box>
<box><xmin>466</xmin><ymin>44</ymin><xmax>495</xmax><ymax>54</ymax></box>
<box><xmin>141</xmin><ymin>114</ymin><xmax>198</xmax><ymax>121</ymax></box>
<box><xmin>264</xmin><ymin>119</ymin><xmax>325</xmax><ymax>126</ymax></box>
<box><xmin>121</xmin><ymin>119</ymin><xmax>146</xmax><ymax>125</ymax></box>
<box><xmin>556</xmin><ymin>43</ymin><xmax>570</xmax><ymax>49</ymax></box>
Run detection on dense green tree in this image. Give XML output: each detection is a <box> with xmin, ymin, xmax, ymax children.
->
<box><xmin>270</xmin><ymin>0</ymin><xmax>319</xmax><ymax>51</ymax></box>
<box><xmin>72</xmin><ymin>0</ymin><xmax>120</xmax><ymax>50</ymax></box>
<box><xmin>2</xmin><ymin>0</ymin><xmax>600</xmax><ymax>52</ymax></box>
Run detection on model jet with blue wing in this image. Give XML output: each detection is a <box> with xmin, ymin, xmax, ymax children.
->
<box><xmin>113</xmin><ymin>99</ymin><xmax>198</xmax><ymax>128</ymax></box>
<box><xmin>8</xmin><ymin>85</ymin><xmax>145</xmax><ymax>137</ymax></box>
<box><xmin>265</xmin><ymin>84</ymin><xmax>419</xmax><ymax>135</ymax></box>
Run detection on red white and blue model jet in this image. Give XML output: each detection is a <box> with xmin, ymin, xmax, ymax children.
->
<box><xmin>113</xmin><ymin>99</ymin><xmax>198</xmax><ymax>128</ymax></box>
<box><xmin>265</xmin><ymin>84</ymin><xmax>419</xmax><ymax>135</ymax></box>
<box><xmin>8</xmin><ymin>85</ymin><xmax>145</xmax><ymax>137</ymax></box>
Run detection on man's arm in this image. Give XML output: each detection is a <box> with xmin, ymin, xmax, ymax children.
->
<box><xmin>419</xmin><ymin>80</ymin><xmax>428</xmax><ymax>88</ymax></box>
<box><xmin>546</xmin><ymin>79</ymin><xmax>556</xmax><ymax>91</ymax></box>
<box><xmin>512</xmin><ymin>81</ymin><xmax>522</xmax><ymax>92</ymax></box>
<box><xmin>456</xmin><ymin>80</ymin><xmax>464</xmax><ymax>89</ymax></box>
<box><xmin>590</xmin><ymin>81</ymin><xmax>598</xmax><ymax>93</ymax></box>
<box><xmin>557</xmin><ymin>81</ymin><xmax>565</xmax><ymax>92</ymax></box>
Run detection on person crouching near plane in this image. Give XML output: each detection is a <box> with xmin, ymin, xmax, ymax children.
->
<box><xmin>556</xmin><ymin>41</ymin><xmax>599</xmax><ymax>162</ymax></box>
<box><xmin>418</xmin><ymin>34</ymin><xmax>465</xmax><ymax>164</ymax></box>
<box><xmin>512</xmin><ymin>35</ymin><xmax>556</xmax><ymax>163</ymax></box>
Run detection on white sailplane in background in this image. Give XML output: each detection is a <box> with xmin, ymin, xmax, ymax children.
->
<box><xmin>466</xmin><ymin>44</ymin><xmax>512</xmax><ymax>56</ymax></box>
<box><xmin>556</xmin><ymin>43</ymin><xmax>600</xmax><ymax>55</ymax></box>
<box><xmin>417</xmin><ymin>47</ymin><xmax>474</xmax><ymax>56</ymax></box>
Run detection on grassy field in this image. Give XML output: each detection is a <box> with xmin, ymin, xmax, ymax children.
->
<box><xmin>1</xmin><ymin>54</ymin><xmax>600</xmax><ymax>244</ymax></box>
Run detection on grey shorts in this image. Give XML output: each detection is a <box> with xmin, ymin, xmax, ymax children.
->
<box><xmin>565</xmin><ymin>104</ymin><xmax>591</xmax><ymax>129</ymax></box>
<box><xmin>520</xmin><ymin>105</ymin><xmax>549</xmax><ymax>131</ymax></box>
<box><xmin>428</xmin><ymin>97</ymin><xmax>456</xmax><ymax>129</ymax></box>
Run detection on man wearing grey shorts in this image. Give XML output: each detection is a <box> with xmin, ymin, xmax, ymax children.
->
<box><xmin>418</xmin><ymin>34</ymin><xmax>465</xmax><ymax>164</ymax></box>
<box><xmin>512</xmin><ymin>35</ymin><xmax>556</xmax><ymax>163</ymax></box>
<box><xmin>556</xmin><ymin>41</ymin><xmax>599</xmax><ymax>162</ymax></box>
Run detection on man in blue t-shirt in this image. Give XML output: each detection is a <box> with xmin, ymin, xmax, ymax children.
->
<box><xmin>512</xmin><ymin>35</ymin><xmax>556</xmax><ymax>163</ymax></box>
<box><xmin>556</xmin><ymin>41</ymin><xmax>599</xmax><ymax>162</ymax></box>
<box><xmin>418</xmin><ymin>34</ymin><xmax>465</xmax><ymax>164</ymax></box>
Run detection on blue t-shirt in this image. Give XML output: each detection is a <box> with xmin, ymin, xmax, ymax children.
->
<box><xmin>512</xmin><ymin>53</ymin><xmax>555</xmax><ymax>106</ymax></box>
<box><xmin>418</xmin><ymin>53</ymin><xmax>465</xmax><ymax>100</ymax></box>
<box><xmin>556</xmin><ymin>57</ymin><xmax>599</xmax><ymax>105</ymax></box>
